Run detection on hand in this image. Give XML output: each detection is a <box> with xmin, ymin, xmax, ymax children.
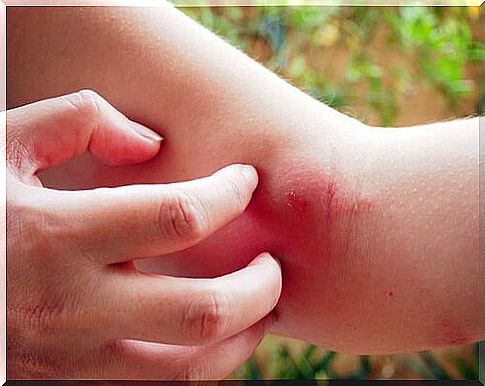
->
<box><xmin>6</xmin><ymin>90</ymin><xmax>282</xmax><ymax>379</ymax></box>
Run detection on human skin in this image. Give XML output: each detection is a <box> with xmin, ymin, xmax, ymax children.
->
<box><xmin>7</xmin><ymin>5</ymin><xmax>482</xmax><ymax>354</ymax></box>
<box><xmin>6</xmin><ymin>91</ymin><xmax>283</xmax><ymax>379</ymax></box>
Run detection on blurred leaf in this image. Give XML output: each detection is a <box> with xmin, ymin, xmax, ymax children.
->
<box><xmin>453</xmin><ymin>356</ymin><xmax>477</xmax><ymax>379</ymax></box>
<box><xmin>419</xmin><ymin>351</ymin><xmax>451</xmax><ymax>380</ymax></box>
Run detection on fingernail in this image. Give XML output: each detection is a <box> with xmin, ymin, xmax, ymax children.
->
<box><xmin>239</xmin><ymin>164</ymin><xmax>258</xmax><ymax>183</ymax></box>
<box><xmin>130</xmin><ymin>121</ymin><xmax>163</xmax><ymax>142</ymax></box>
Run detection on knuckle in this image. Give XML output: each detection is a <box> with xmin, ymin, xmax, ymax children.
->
<box><xmin>180</xmin><ymin>287</ymin><xmax>226</xmax><ymax>344</ymax></box>
<box><xmin>8</xmin><ymin>193</ymin><xmax>57</xmax><ymax>257</ymax></box>
<box><xmin>6</xmin><ymin>134</ymin><xmax>32</xmax><ymax>172</ymax></box>
<box><xmin>77</xmin><ymin>89</ymin><xmax>103</xmax><ymax>110</ymax></box>
<box><xmin>158</xmin><ymin>190</ymin><xmax>207</xmax><ymax>243</ymax></box>
<box><xmin>17</xmin><ymin>196</ymin><xmax>71</xmax><ymax>258</ymax></box>
<box><xmin>24</xmin><ymin>301</ymin><xmax>70</xmax><ymax>336</ymax></box>
<box><xmin>67</xmin><ymin>89</ymin><xmax>103</xmax><ymax>120</ymax></box>
<box><xmin>8</xmin><ymin>298</ymin><xmax>74</xmax><ymax>354</ymax></box>
<box><xmin>15</xmin><ymin>295</ymin><xmax>93</xmax><ymax>347</ymax></box>
<box><xmin>8</xmin><ymin>349</ymin><xmax>61</xmax><ymax>379</ymax></box>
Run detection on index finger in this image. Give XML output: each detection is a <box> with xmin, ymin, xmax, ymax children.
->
<box><xmin>6</xmin><ymin>90</ymin><xmax>162</xmax><ymax>175</ymax></box>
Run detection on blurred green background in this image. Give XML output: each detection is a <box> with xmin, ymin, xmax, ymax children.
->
<box><xmin>179</xmin><ymin>5</ymin><xmax>483</xmax><ymax>380</ymax></box>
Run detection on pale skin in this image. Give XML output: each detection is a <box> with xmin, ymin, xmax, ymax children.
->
<box><xmin>6</xmin><ymin>1</ymin><xmax>482</xmax><ymax>373</ymax></box>
<box><xmin>6</xmin><ymin>91</ymin><xmax>282</xmax><ymax>379</ymax></box>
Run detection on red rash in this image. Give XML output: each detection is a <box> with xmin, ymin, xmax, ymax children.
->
<box><xmin>160</xmin><ymin>159</ymin><xmax>373</xmax><ymax>279</ymax></box>
<box><xmin>247</xmin><ymin>163</ymin><xmax>334</xmax><ymax>260</ymax></box>
<box><xmin>245</xmin><ymin>161</ymin><xmax>372</xmax><ymax>265</ymax></box>
<box><xmin>150</xmin><ymin>159</ymin><xmax>374</xmax><ymax>344</ymax></box>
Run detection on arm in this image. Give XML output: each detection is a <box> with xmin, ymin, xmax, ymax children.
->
<box><xmin>7</xmin><ymin>5</ymin><xmax>481</xmax><ymax>354</ymax></box>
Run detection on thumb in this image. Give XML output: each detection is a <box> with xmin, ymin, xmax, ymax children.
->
<box><xmin>6</xmin><ymin>90</ymin><xmax>162</xmax><ymax>175</ymax></box>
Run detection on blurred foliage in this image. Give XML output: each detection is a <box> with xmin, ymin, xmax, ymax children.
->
<box><xmin>230</xmin><ymin>338</ymin><xmax>479</xmax><ymax>380</ymax></box>
<box><xmin>182</xmin><ymin>6</ymin><xmax>483</xmax><ymax>126</ymax></box>
<box><xmin>180</xmin><ymin>5</ymin><xmax>482</xmax><ymax>380</ymax></box>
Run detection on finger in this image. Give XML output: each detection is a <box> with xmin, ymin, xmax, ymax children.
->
<box><xmin>6</xmin><ymin>90</ymin><xmax>162</xmax><ymax>174</ymax></box>
<box><xmin>48</xmin><ymin>163</ymin><xmax>259</xmax><ymax>264</ymax></box>
<box><xmin>102</xmin><ymin>253</ymin><xmax>281</xmax><ymax>346</ymax></box>
<box><xmin>99</xmin><ymin>315</ymin><xmax>272</xmax><ymax>380</ymax></box>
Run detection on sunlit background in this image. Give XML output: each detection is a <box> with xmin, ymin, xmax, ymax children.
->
<box><xmin>179</xmin><ymin>6</ymin><xmax>483</xmax><ymax>380</ymax></box>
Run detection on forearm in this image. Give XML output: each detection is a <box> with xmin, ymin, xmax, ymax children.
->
<box><xmin>7</xmin><ymin>6</ymin><xmax>480</xmax><ymax>353</ymax></box>
<box><xmin>7</xmin><ymin>5</ymin><xmax>358</xmax><ymax>180</ymax></box>
<box><xmin>327</xmin><ymin>118</ymin><xmax>480</xmax><ymax>352</ymax></box>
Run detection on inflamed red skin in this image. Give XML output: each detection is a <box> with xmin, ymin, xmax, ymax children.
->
<box><xmin>39</xmin><ymin>120</ymin><xmax>480</xmax><ymax>353</ymax></box>
<box><xmin>41</xmin><ymin>133</ymin><xmax>389</xmax><ymax>352</ymax></box>
<box><xmin>136</xmin><ymin>158</ymin><xmax>376</xmax><ymax>350</ymax></box>
<box><xmin>38</xmin><ymin>119</ymin><xmax>478</xmax><ymax>354</ymax></box>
